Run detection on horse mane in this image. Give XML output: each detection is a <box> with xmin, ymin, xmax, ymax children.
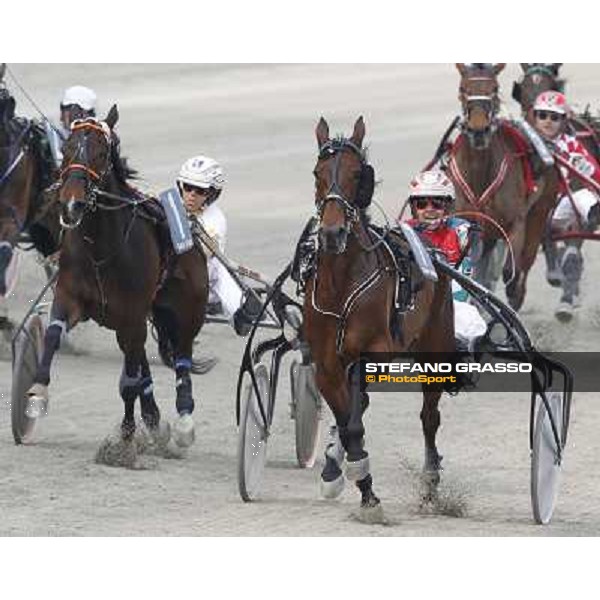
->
<box><xmin>110</xmin><ymin>142</ymin><xmax>139</xmax><ymax>188</ymax></box>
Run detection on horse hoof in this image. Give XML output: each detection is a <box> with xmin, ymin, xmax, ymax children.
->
<box><xmin>172</xmin><ymin>414</ymin><xmax>195</xmax><ymax>448</ymax></box>
<box><xmin>25</xmin><ymin>384</ymin><xmax>49</xmax><ymax>418</ymax></box>
<box><xmin>345</xmin><ymin>456</ymin><xmax>370</xmax><ymax>482</ymax></box>
<box><xmin>320</xmin><ymin>473</ymin><xmax>345</xmax><ymax>499</ymax></box>
<box><xmin>351</xmin><ymin>501</ymin><xmax>387</xmax><ymax>526</ymax></box>
<box><xmin>546</xmin><ymin>270</ymin><xmax>563</xmax><ymax>288</ymax></box>
<box><xmin>555</xmin><ymin>302</ymin><xmax>574</xmax><ymax>323</ymax></box>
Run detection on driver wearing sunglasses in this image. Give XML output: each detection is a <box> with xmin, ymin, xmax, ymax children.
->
<box><xmin>402</xmin><ymin>170</ymin><xmax>487</xmax><ymax>351</ymax></box>
<box><xmin>532</xmin><ymin>91</ymin><xmax>600</xmax><ymax>319</ymax></box>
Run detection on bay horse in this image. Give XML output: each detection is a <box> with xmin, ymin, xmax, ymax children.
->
<box><xmin>0</xmin><ymin>72</ymin><xmax>60</xmax><ymax>330</ymax></box>
<box><xmin>451</xmin><ymin>63</ymin><xmax>559</xmax><ymax>310</ymax></box>
<box><xmin>26</xmin><ymin>107</ymin><xmax>208</xmax><ymax>454</ymax></box>
<box><xmin>304</xmin><ymin>116</ymin><xmax>458</xmax><ymax>521</ymax></box>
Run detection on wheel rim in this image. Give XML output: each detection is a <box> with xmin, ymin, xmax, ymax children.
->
<box><xmin>531</xmin><ymin>391</ymin><xmax>563</xmax><ymax>525</ymax></box>
<box><xmin>237</xmin><ymin>364</ymin><xmax>270</xmax><ymax>501</ymax></box>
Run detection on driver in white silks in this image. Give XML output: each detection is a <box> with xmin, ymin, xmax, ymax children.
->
<box><xmin>176</xmin><ymin>155</ymin><xmax>258</xmax><ymax>336</ymax></box>
<box><xmin>44</xmin><ymin>85</ymin><xmax>98</xmax><ymax>168</ymax></box>
<box><xmin>404</xmin><ymin>170</ymin><xmax>488</xmax><ymax>351</ymax></box>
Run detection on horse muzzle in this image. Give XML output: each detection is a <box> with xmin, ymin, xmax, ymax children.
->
<box><xmin>60</xmin><ymin>199</ymin><xmax>86</xmax><ymax>229</ymax></box>
<box><xmin>318</xmin><ymin>225</ymin><xmax>349</xmax><ymax>255</ymax></box>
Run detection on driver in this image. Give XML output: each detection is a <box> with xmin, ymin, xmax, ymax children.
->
<box><xmin>403</xmin><ymin>169</ymin><xmax>487</xmax><ymax>351</ymax></box>
<box><xmin>175</xmin><ymin>155</ymin><xmax>261</xmax><ymax>336</ymax></box>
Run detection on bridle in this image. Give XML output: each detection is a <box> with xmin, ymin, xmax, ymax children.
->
<box><xmin>459</xmin><ymin>71</ymin><xmax>500</xmax><ymax>148</ymax></box>
<box><xmin>58</xmin><ymin>118</ymin><xmax>131</xmax><ymax>230</ymax></box>
<box><xmin>314</xmin><ymin>138</ymin><xmax>363</xmax><ymax>230</ymax></box>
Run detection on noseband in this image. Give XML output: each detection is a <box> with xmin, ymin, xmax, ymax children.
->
<box><xmin>459</xmin><ymin>75</ymin><xmax>500</xmax><ymax>147</ymax></box>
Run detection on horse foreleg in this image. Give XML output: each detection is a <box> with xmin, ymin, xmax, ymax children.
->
<box><xmin>27</xmin><ymin>299</ymin><xmax>75</xmax><ymax>418</ymax></box>
<box><xmin>116</xmin><ymin>326</ymin><xmax>147</xmax><ymax>441</ymax></box>
<box><xmin>504</xmin><ymin>218</ymin><xmax>527</xmax><ymax>310</ymax></box>
<box><xmin>139</xmin><ymin>351</ymin><xmax>160</xmax><ymax>430</ymax></box>
<box><xmin>420</xmin><ymin>389</ymin><xmax>443</xmax><ymax>490</ymax></box>
<box><xmin>341</xmin><ymin>361</ymin><xmax>380</xmax><ymax>512</ymax></box>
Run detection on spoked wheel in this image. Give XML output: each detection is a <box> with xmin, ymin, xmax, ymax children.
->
<box><xmin>237</xmin><ymin>363</ymin><xmax>270</xmax><ymax>502</ymax></box>
<box><xmin>531</xmin><ymin>391</ymin><xmax>565</xmax><ymax>525</ymax></box>
<box><xmin>11</xmin><ymin>314</ymin><xmax>45</xmax><ymax>445</ymax></box>
<box><xmin>290</xmin><ymin>360</ymin><xmax>322</xmax><ymax>468</ymax></box>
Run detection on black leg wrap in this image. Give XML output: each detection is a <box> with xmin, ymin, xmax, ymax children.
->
<box><xmin>175</xmin><ymin>368</ymin><xmax>194</xmax><ymax>415</ymax></box>
<box><xmin>322</xmin><ymin>455</ymin><xmax>343</xmax><ymax>483</ymax></box>
<box><xmin>36</xmin><ymin>323</ymin><xmax>63</xmax><ymax>385</ymax></box>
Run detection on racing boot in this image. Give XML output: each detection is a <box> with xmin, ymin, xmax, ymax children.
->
<box><xmin>233</xmin><ymin>291</ymin><xmax>263</xmax><ymax>337</ymax></box>
<box><xmin>555</xmin><ymin>244</ymin><xmax>583</xmax><ymax>322</ymax></box>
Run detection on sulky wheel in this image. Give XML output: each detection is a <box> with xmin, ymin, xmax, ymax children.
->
<box><xmin>11</xmin><ymin>314</ymin><xmax>45</xmax><ymax>445</ymax></box>
<box><xmin>290</xmin><ymin>360</ymin><xmax>322</xmax><ymax>469</ymax></box>
<box><xmin>237</xmin><ymin>363</ymin><xmax>270</xmax><ymax>502</ymax></box>
<box><xmin>531</xmin><ymin>391</ymin><xmax>565</xmax><ymax>525</ymax></box>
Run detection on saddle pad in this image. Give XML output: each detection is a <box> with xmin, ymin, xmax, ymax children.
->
<box><xmin>397</xmin><ymin>222</ymin><xmax>438</xmax><ymax>282</ymax></box>
<box><xmin>158</xmin><ymin>187</ymin><xmax>193</xmax><ymax>255</ymax></box>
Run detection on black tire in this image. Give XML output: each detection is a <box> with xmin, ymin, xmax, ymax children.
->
<box><xmin>237</xmin><ymin>363</ymin><xmax>270</xmax><ymax>502</ymax></box>
<box><xmin>291</xmin><ymin>361</ymin><xmax>322</xmax><ymax>469</ymax></box>
<box><xmin>11</xmin><ymin>314</ymin><xmax>45</xmax><ymax>445</ymax></box>
<box><xmin>531</xmin><ymin>391</ymin><xmax>564</xmax><ymax>525</ymax></box>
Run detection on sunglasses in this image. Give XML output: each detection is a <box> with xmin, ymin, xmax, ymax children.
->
<box><xmin>535</xmin><ymin>111</ymin><xmax>564</xmax><ymax>123</ymax></box>
<box><xmin>182</xmin><ymin>183</ymin><xmax>209</xmax><ymax>195</ymax></box>
<box><xmin>413</xmin><ymin>197</ymin><xmax>448</xmax><ymax>210</ymax></box>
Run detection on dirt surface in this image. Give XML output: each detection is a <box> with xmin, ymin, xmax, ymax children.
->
<box><xmin>1</xmin><ymin>64</ymin><xmax>599</xmax><ymax>536</ymax></box>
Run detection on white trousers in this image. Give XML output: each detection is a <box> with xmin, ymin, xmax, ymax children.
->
<box><xmin>454</xmin><ymin>300</ymin><xmax>487</xmax><ymax>345</ymax></box>
<box><xmin>208</xmin><ymin>257</ymin><xmax>243</xmax><ymax>318</ymax></box>
<box><xmin>552</xmin><ymin>188</ymin><xmax>599</xmax><ymax>229</ymax></box>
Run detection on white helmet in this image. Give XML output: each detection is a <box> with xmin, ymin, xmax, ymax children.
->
<box><xmin>61</xmin><ymin>85</ymin><xmax>97</xmax><ymax>112</ymax></box>
<box><xmin>533</xmin><ymin>91</ymin><xmax>568</xmax><ymax>115</ymax></box>
<box><xmin>408</xmin><ymin>170</ymin><xmax>455</xmax><ymax>200</ymax></box>
<box><xmin>177</xmin><ymin>155</ymin><xmax>225</xmax><ymax>190</ymax></box>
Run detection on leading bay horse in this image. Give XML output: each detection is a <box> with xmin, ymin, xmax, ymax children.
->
<box><xmin>26</xmin><ymin>107</ymin><xmax>208</xmax><ymax>456</ymax></box>
<box><xmin>451</xmin><ymin>63</ymin><xmax>559</xmax><ymax>310</ymax></box>
<box><xmin>304</xmin><ymin>116</ymin><xmax>458</xmax><ymax>521</ymax></box>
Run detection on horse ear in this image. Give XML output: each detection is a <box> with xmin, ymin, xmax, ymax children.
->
<box><xmin>316</xmin><ymin>117</ymin><xmax>329</xmax><ymax>147</ymax></box>
<box><xmin>493</xmin><ymin>63</ymin><xmax>506</xmax><ymax>75</ymax></box>
<box><xmin>351</xmin><ymin>116</ymin><xmax>365</xmax><ymax>146</ymax></box>
<box><xmin>105</xmin><ymin>104</ymin><xmax>119</xmax><ymax>129</ymax></box>
<box><xmin>552</xmin><ymin>63</ymin><xmax>563</xmax><ymax>74</ymax></box>
<box><xmin>0</xmin><ymin>63</ymin><xmax>5</xmax><ymax>81</ymax></box>
<box><xmin>455</xmin><ymin>63</ymin><xmax>468</xmax><ymax>77</ymax></box>
<box><xmin>520</xmin><ymin>63</ymin><xmax>530</xmax><ymax>72</ymax></box>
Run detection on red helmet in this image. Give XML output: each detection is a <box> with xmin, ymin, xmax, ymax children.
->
<box><xmin>533</xmin><ymin>91</ymin><xmax>568</xmax><ymax>115</ymax></box>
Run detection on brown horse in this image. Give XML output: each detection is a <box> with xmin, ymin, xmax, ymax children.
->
<box><xmin>304</xmin><ymin>116</ymin><xmax>457</xmax><ymax>520</ymax></box>
<box><xmin>0</xmin><ymin>74</ymin><xmax>61</xmax><ymax>330</ymax></box>
<box><xmin>451</xmin><ymin>63</ymin><xmax>559</xmax><ymax>310</ymax></box>
<box><xmin>26</xmin><ymin>107</ymin><xmax>208</xmax><ymax>456</ymax></box>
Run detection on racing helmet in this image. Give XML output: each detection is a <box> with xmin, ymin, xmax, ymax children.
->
<box><xmin>408</xmin><ymin>170</ymin><xmax>455</xmax><ymax>203</ymax></box>
<box><xmin>177</xmin><ymin>155</ymin><xmax>225</xmax><ymax>205</ymax></box>
<box><xmin>533</xmin><ymin>90</ymin><xmax>568</xmax><ymax>115</ymax></box>
<box><xmin>61</xmin><ymin>86</ymin><xmax>97</xmax><ymax>113</ymax></box>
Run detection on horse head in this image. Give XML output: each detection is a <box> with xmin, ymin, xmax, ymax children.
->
<box><xmin>59</xmin><ymin>105</ymin><xmax>119</xmax><ymax>228</ymax></box>
<box><xmin>313</xmin><ymin>116</ymin><xmax>374</xmax><ymax>254</ymax></box>
<box><xmin>514</xmin><ymin>63</ymin><xmax>564</xmax><ymax>117</ymax></box>
<box><xmin>456</xmin><ymin>63</ymin><xmax>505</xmax><ymax>149</ymax></box>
